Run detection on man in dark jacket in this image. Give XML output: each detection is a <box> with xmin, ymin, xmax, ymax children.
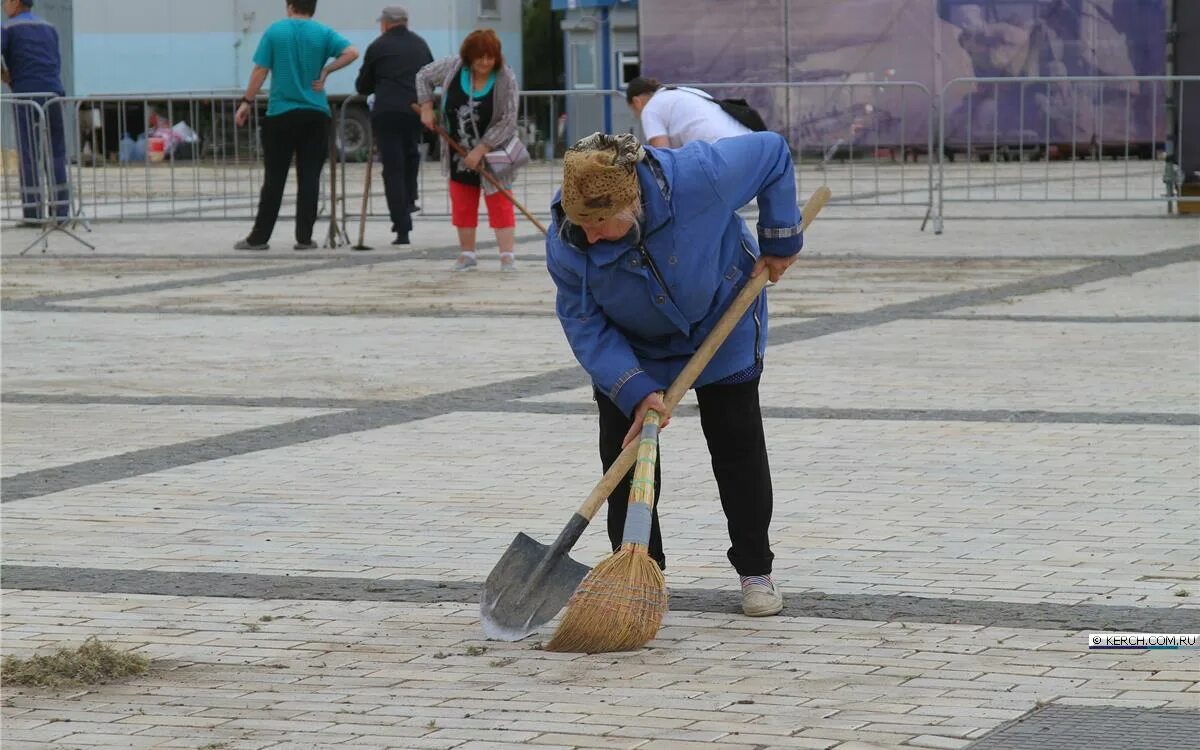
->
<box><xmin>355</xmin><ymin>5</ymin><xmax>432</xmax><ymax>245</ymax></box>
<box><xmin>1</xmin><ymin>0</ymin><xmax>68</xmax><ymax>222</ymax></box>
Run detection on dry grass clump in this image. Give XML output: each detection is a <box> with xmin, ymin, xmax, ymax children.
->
<box><xmin>1</xmin><ymin>637</ymin><xmax>149</xmax><ymax>688</ymax></box>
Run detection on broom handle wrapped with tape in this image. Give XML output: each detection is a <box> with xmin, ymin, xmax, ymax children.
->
<box><xmin>575</xmin><ymin>185</ymin><xmax>832</xmax><ymax>522</ymax></box>
<box><xmin>546</xmin><ymin>407</ymin><xmax>667</xmax><ymax>652</ymax></box>
<box><xmin>622</xmin><ymin>409</ymin><xmax>662</xmax><ymax>548</ymax></box>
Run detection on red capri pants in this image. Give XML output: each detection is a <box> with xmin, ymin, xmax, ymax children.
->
<box><xmin>449</xmin><ymin>179</ymin><xmax>516</xmax><ymax>229</ymax></box>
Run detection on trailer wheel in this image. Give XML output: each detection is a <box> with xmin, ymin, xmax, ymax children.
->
<box><xmin>338</xmin><ymin>105</ymin><xmax>372</xmax><ymax>162</ymax></box>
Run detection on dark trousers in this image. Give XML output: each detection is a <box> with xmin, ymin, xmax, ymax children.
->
<box><xmin>247</xmin><ymin>109</ymin><xmax>330</xmax><ymax>245</ymax></box>
<box><xmin>371</xmin><ymin>110</ymin><xmax>422</xmax><ymax>235</ymax></box>
<box><xmin>15</xmin><ymin>99</ymin><xmax>70</xmax><ymax>220</ymax></box>
<box><xmin>595</xmin><ymin>377</ymin><xmax>775</xmax><ymax>576</ymax></box>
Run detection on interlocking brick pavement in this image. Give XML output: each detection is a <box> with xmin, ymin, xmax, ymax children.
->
<box><xmin>2</xmin><ymin>210</ymin><xmax>1197</xmax><ymax>749</ymax></box>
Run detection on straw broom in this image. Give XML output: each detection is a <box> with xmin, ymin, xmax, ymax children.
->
<box><xmin>547</xmin><ymin>410</ymin><xmax>666</xmax><ymax>653</ymax></box>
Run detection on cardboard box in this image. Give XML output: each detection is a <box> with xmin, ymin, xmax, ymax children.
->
<box><xmin>0</xmin><ymin>148</ymin><xmax>19</xmax><ymax>176</ymax></box>
<box><xmin>1180</xmin><ymin>182</ymin><xmax>1200</xmax><ymax>216</ymax></box>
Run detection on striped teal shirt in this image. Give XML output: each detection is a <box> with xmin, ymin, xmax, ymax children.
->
<box><xmin>254</xmin><ymin>18</ymin><xmax>350</xmax><ymax>117</ymax></box>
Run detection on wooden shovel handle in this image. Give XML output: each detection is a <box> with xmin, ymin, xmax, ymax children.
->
<box><xmin>576</xmin><ymin>185</ymin><xmax>831</xmax><ymax>520</ymax></box>
<box><xmin>411</xmin><ymin>103</ymin><xmax>548</xmax><ymax>235</ymax></box>
<box><xmin>356</xmin><ymin>145</ymin><xmax>374</xmax><ymax>248</ymax></box>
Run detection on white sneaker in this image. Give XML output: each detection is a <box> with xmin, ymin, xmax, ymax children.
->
<box><xmin>452</xmin><ymin>253</ymin><xmax>478</xmax><ymax>272</ymax></box>
<box><xmin>740</xmin><ymin>575</ymin><xmax>784</xmax><ymax>617</ymax></box>
<box><xmin>500</xmin><ymin>254</ymin><xmax>517</xmax><ymax>273</ymax></box>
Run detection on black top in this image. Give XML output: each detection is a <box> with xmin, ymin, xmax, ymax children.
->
<box><xmin>354</xmin><ymin>26</ymin><xmax>433</xmax><ymax>112</ymax></box>
<box><xmin>444</xmin><ymin>70</ymin><xmax>495</xmax><ymax>187</ymax></box>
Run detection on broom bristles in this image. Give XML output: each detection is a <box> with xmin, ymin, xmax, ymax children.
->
<box><xmin>546</xmin><ymin>544</ymin><xmax>667</xmax><ymax>653</ymax></box>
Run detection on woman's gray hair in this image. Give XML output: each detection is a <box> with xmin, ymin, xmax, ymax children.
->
<box><xmin>610</xmin><ymin>199</ymin><xmax>645</xmax><ymax>244</ymax></box>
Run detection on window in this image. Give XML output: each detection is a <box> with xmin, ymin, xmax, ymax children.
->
<box><xmin>479</xmin><ymin>0</ymin><xmax>500</xmax><ymax>18</ymax></box>
<box><xmin>616</xmin><ymin>52</ymin><xmax>640</xmax><ymax>88</ymax></box>
<box><xmin>570</xmin><ymin>41</ymin><xmax>596</xmax><ymax>88</ymax></box>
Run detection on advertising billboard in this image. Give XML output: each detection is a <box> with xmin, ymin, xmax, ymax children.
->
<box><xmin>639</xmin><ymin>0</ymin><xmax>1167</xmax><ymax>152</ymax></box>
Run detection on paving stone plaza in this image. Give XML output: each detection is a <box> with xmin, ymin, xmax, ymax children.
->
<box><xmin>1</xmin><ymin>203</ymin><xmax>1198</xmax><ymax>748</ymax></box>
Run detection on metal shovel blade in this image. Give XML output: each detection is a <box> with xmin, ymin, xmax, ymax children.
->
<box><xmin>480</xmin><ymin>519</ymin><xmax>591</xmax><ymax>641</ymax></box>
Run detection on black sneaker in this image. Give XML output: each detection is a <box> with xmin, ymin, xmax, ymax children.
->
<box><xmin>293</xmin><ymin>241</ymin><xmax>318</xmax><ymax>250</ymax></box>
<box><xmin>392</xmin><ymin>233</ymin><xmax>410</xmax><ymax>245</ymax></box>
<box><xmin>234</xmin><ymin>239</ymin><xmax>269</xmax><ymax>251</ymax></box>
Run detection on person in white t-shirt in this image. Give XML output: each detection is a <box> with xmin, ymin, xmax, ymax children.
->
<box><xmin>625</xmin><ymin>76</ymin><xmax>752</xmax><ymax>149</ymax></box>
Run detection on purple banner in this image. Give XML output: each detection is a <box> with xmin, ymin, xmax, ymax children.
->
<box><xmin>639</xmin><ymin>0</ymin><xmax>1167</xmax><ymax>150</ymax></box>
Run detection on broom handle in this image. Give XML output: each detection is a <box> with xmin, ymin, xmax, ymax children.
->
<box><xmin>411</xmin><ymin>103</ymin><xmax>548</xmax><ymax>235</ymax></box>
<box><xmin>357</xmin><ymin>145</ymin><xmax>373</xmax><ymax>247</ymax></box>
<box><xmin>326</xmin><ymin>125</ymin><xmax>340</xmax><ymax>246</ymax></box>
<box><xmin>576</xmin><ymin>185</ymin><xmax>831</xmax><ymax>521</ymax></box>
<box><xmin>621</xmin><ymin>409</ymin><xmax>661</xmax><ymax>547</ymax></box>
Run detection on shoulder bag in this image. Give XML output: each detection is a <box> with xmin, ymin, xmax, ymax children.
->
<box><xmin>465</xmin><ymin>70</ymin><xmax>531</xmax><ymax>179</ymax></box>
<box><xmin>666</xmin><ymin>85</ymin><xmax>769</xmax><ymax>133</ymax></box>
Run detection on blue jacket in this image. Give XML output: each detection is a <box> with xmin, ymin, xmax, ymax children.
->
<box><xmin>1</xmin><ymin>11</ymin><xmax>64</xmax><ymax>96</ymax></box>
<box><xmin>546</xmin><ymin>132</ymin><xmax>804</xmax><ymax>417</ymax></box>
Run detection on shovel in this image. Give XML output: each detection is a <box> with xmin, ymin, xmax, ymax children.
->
<box><xmin>480</xmin><ymin>185</ymin><xmax>832</xmax><ymax>641</ymax></box>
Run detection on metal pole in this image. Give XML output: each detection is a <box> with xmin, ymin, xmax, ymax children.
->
<box><xmin>934</xmin><ymin>81</ymin><xmax>945</xmax><ymax>234</ymax></box>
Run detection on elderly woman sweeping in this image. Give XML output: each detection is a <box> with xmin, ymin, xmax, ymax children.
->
<box><xmin>545</xmin><ymin>131</ymin><xmax>804</xmax><ymax>617</ymax></box>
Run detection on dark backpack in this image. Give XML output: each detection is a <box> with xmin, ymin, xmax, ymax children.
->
<box><xmin>666</xmin><ymin>86</ymin><xmax>769</xmax><ymax>132</ymax></box>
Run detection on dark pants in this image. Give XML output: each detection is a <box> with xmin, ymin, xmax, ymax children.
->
<box><xmin>595</xmin><ymin>376</ymin><xmax>775</xmax><ymax>576</ymax></box>
<box><xmin>14</xmin><ymin>99</ymin><xmax>70</xmax><ymax>220</ymax></box>
<box><xmin>371</xmin><ymin>110</ymin><xmax>422</xmax><ymax>235</ymax></box>
<box><xmin>247</xmin><ymin>109</ymin><xmax>330</xmax><ymax>245</ymax></box>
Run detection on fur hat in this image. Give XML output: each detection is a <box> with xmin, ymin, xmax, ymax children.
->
<box><xmin>561</xmin><ymin>133</ymin><xmax>644</xmax><ymax>224</ymax></box>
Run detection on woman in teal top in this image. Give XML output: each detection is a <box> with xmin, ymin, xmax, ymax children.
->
<box><xmin>233</xmin><ymin>0</ymin><xmax>358</xmax><ymax>251</ymax></box>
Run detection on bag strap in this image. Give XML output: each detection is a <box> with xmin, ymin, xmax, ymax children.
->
<box><xmin>664</xmin><ymin>84</ymin><xmax>764</xmax><ymax>131</ymax></box>
<box><xmin>664</xmin><ymin>85</ymin><xmax>714</xmax><ymax>102</ymax></box>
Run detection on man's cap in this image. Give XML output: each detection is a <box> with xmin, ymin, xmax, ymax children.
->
<box><xmin>377</xmin><ymin>6</ymin><xmax>408</xmax><ymax>23</ymax></box>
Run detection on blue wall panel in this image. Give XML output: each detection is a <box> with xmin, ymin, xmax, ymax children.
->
<box><xmin>74</xmin><ymin>29</ymin><xmax>522</xmax><ymax>95</ymax></box>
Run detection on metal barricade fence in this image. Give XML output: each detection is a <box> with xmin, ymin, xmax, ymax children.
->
<box><xmin>337</xmin><ymin>81</ymin><xmax>936</xmax><ymax>232</ymax></box>
<box><xmin>691</xmin><ymin>81</ymin><xmax>935</xmax><ymax>216</ymax></box>
<box><xmin>934</xmin><ymin>75</ymin><xmax>1199</xmax><ymax>233</ymax></box>
<box><xmin>2</xmin><ymin>95</ymin><xmax>50</xmax><ymax>224</ymax></box>
<box><xmin>14</xmin><ymin>79</ymin><xmax>1195</xmax><ymax>233</ymax></box>
<box><xmin>4</xmin><ymin>83</ymin><xmax>939</xmax><ymax>230</ymax></box>
<box><xmin>1</xmin><ymin>94</ymin><xmax>76</xmax><ymax>220</ymax></box>
<box><xmin>1</xmin><ymin>94</ymin><xmax>98</xmax><ymax>253</ymax></box>
<box><xmin>41</xmin><ymin>93</ymin><xmax>273</xmax><ymax>222</ymax></box>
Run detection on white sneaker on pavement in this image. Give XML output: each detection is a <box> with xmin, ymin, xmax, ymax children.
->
<box><xmin>740</xmin><ymin>575</ymin><xmax>784</xmax><ymax>617</ymax></box>
<box><xmin>453</xmin><ymin>252</ymin><xmax>478</xmax><ymax>272</ymax></box>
